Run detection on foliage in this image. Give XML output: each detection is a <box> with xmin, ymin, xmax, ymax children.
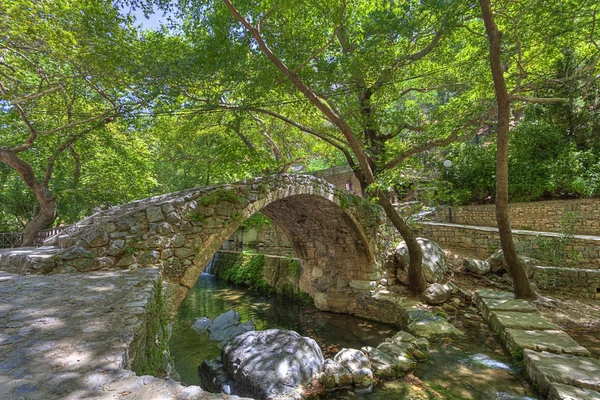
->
<box><xmin>436</xmin><ymin>121</ymin><xmax>600</xmax><ymax>205</ymax></box>
<box><xmin>0</xmin><ymin>0</ymin><xmax>156</xmax><ymax>231</ymax></box>
<box><xmin>219</xmin><ymin>252</ymin><xmax>272</xmax><ymax>293</ymax></box>
<box><xmin>198</xmin><ymin>188</ymin><xmax>241</xmax><ymax>206</ymax></box>
<box><xmin>240</xmin><ymin>213</ymin><xmax>273</xmax><ymax>230</ymax></box>
<box><xmin>510</xmin><ymin>349</ymin><xmax>524</xmax><ymax>368</ymax></box>
<box><xmin>1</xmin><ymin>0</ymin><xmax>599</xmax><ymax>243</ymax></box>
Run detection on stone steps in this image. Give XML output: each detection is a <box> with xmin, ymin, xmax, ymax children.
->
<box><xmin>474</xmin><ymin>289</ymin><xmax>600</xmax><ymax>399</ymax></box>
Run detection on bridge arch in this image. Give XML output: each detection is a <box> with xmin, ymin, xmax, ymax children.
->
<box><xmin>50</xmin><ymin>175</ymin><xmax>385</xmax><ymax>313</ymax></box>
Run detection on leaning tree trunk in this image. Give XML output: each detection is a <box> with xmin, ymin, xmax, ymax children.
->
<box><xmin>0</xmin><ymin>148</ymin><xmax>56</xmax><ymax>247</ymax></box>
<box><xmin>378</xmin><ymin>192</ymin><xmax>427</xmax><ymax>293</ymax></box>
<box><xmin>480</xmin><ymin>0</ymin><xmax>535</xmax><ymax>299</ymax></box>
<box><xmin>353</xmin><ymin>166</ymin><xmax>427</xmax><ymax>294</ymax></box>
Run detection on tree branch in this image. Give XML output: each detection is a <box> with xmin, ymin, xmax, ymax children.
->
<box><xmin>222</xmin><ymin>0</ymin><xmax>372</xmax><ymax>179</ymax></box>
<box><xmin>371</xmin><ymin>30</ymin><xmax>445</xmax><ymax>94</ymax></box>
<box><xmin>383</xmin><ymin>113</ymin><xmax>488</xmax><ymax>170</ymax></box>
<box><xmin>249</xmin><ymin>112</ymin><xmax>283</xmax><ymax>161</ymax></box>
<box><xmin>510</xmin><ymin>94</ymin><xmax>568</xmax><ymax>104</ymax></box>
<box><xmin>379</xmin><ymin>123</ymin><xmax>425</xmax><ymax>141</ymax></box>
<box><xmin>295</xmin><ymin>26</ymin><xmax>340</xmax><ymax>74</ymax></box>
<box><xmin>10</xmin><ymin>85</ymin><xmax>63</xmax><ymax>105</ymax></box>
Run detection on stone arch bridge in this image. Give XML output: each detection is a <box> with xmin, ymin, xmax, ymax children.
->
<box><xmin>42</xmin><ymin>174</ymin><xmax>396</xmax><ymax>313</ymax></box>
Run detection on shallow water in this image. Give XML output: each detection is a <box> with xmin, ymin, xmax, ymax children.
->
<box><xmin>169</xmin><ymin>274</ymin><xmax>540</xmax><ymax>399</ymax></box>
<box><xmin>169</xmin><ymin>273</ymin><xmax>394</xmax><ymax>384</ymax></box>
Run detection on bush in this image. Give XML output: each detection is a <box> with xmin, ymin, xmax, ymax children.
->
<box><xmin>436</xmin><ymin>121</ymin><xmax>600</xmax><ymax>204</ymax></box>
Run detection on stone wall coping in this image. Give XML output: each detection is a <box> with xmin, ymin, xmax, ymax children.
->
<box><xmin>216</xmin><ymin>249</ymin><xmax>300</xmax><ymax>261</ymax></box>
<box><xmin>422</xmin><ymin>221</ymin><xmax>600</xmax><ymax>242</ymax></box>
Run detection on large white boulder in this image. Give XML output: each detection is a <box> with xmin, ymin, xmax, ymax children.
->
<box><xmin>394</xmin><ymin>238</ymin><xmax>448</xmax><ymax>284</ymax></box>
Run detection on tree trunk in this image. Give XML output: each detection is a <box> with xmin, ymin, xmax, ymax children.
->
<box><xmin>378</xmin><ymin>192</ymin><xmax>427</xmax><ymax>293</ymax></box>
<box><xmin>479</xmin><ymin>0</ymin><xmax>535</xmax><ymax>299</ymax></box>
<box><xmin>0</xmin><ymin>148</ymin><xmax>56</xmax><ymax>247</ymax></box>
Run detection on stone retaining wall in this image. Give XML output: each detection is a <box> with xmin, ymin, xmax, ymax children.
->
<box><xmin>418</xmin><ymin>222</ymin><xmax>600</xmax><ymax>298</ymax></box>
<box><xmin>429</xmin><ymin>198</ymin><xmax>600</xmax><ymax>235</ymax></box>
<box><xmin>533</xmin><ymin>266</ymin><xmax>600</xmax><ymax>299</ymax></box>
<box><xmin>418</xmin><ymin>222</ymin><xmax>600</xmax><ymax>269</ymax></box>
<box><xmin>226</xmin><ymin>218</ymin><xmax>293</xmax><ymax>257</ymax></box>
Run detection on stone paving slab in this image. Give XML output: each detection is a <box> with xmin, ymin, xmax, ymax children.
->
<box><xmin>524</xmin><ymin>350</ymin><xmax>600</xmax><ymax>396</ymax></box>
<box><xmin>477</xmin><ymin>298</ymin><xmax>537</xmax><ymax>319</ymax></box>
<box><xmin>489</xmin><ymin>310</ymin><xmax>561</xmax><ymax>334</ymax></box>
<box><xmin>0</xmin><ymin>269</ymin><xmax>237</xmax><ymax>400</ymax></box>
<box><xmin>474</xmin><ymin>289</ymin><xmax>515</xmax><ymax>300</ymax></box>
<box><xmin>403</xmin><ymin>309</ymin><xmax>464</xmax><ymax>341</ymax></box>
<box><xmin>505</xmin><ymin>329</ymin><xmax>591</xmax><ymax>357</ymax></box>
<box><xmin>548</xmin><ymin>383</ymin><xmax>600</xmax><ymax>400</ymax></box>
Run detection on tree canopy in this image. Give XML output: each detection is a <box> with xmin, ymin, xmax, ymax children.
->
<box><xmin>1</xmin><ymin>0</ymin><xmax>598</xmax><ymax>256</ymax></box>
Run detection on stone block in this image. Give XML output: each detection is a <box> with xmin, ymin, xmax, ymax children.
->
<box><xmin>115</xmin><ymin>217</ymin><xmax>136</xmax><ymax>231</ymax></box>
<box><xmin>174</xmin><ymin>247</ymin><xmax>195</xmax><ymax>259</ymax></box>
<box><xmin>524</xmin><ymin>350</ymin><xmax>600</xmax><ymax>395</ymax></box>
<box><xmin>489</xmin><ymin>311</ymin><xmax>560</xmax><ymax>333</ymax></box>
<box><xmin>146</xmin><ymin>206</ymin><xmax>164</xmax><ymax>223</ymax></box>
<box><xmin>548</xmin><ymin>383</ymin><xmax>600</xmax><ymax>400</ymax></box>
<box><xmin>505</xmin><ymin>329</ymin><xmax>591</xmax><ymax>357</ymax></box>
<box><xmin>84</xmin><ymin>229</ymin><xmax>109</xmax><ymax>248</ymax></box>
<box><xmin>171</xmin><ymin>234</ymin><xmax>185</xmax><ymax>248</ymax></box>
<box><xmin>161</xmin><ymin>203</ymin><xmax>175</xmax><ymax>214</ymax></box>
<box><xmin>478</xmin><ymin>297</ymin><xmax>536</xmax><ymax>319</ymax></box>
<box><xmin>349</xmin><ymin>280</ymin><xmax>375</xmax><ymax>291</ymax></box>
<box><xmin>406</xmin><ymin>313</ymin><xmax>464</xmax><ymax>341</ymax></box>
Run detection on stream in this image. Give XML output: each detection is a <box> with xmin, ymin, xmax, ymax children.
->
<box><xmin>169</xmin><ymin>273</ymin><xmax>540</xmax><ymax>399</ymax></box>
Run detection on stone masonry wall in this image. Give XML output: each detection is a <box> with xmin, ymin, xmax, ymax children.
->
<box><xmin>429</xmin><ymin>198</ymin><xmax>600</xmax><ymax>235</ymax></box>
<box><xmin>227</xmin><ymin>217</ymin><xmax>293</xmax><ymax>257</ymax></box>
<box><xmin>311</xmin><ymin>166</ymin><xmax>362</xmax><ymax>197</ymax></box>
<box><xmin>33</xmin><ymin>174</ymin><xmax>393</xmax><ymax>316</ymax></box>
<box><xmin>418</xmin><ymin>222</ymin><xmax>600</xmax><ymax>268</ymax></box>
<box><xmin>418</xmin><ymin>222</ymin><xmax>600</xmax><ymax>299</ymax></box>
<box><xmin>210</xmin><ymin>250</ymin><xmax>303</xmax><ymax>296</ymax></box>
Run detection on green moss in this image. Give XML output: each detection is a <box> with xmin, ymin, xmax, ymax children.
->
<box><xmin>293</xmin><ymin>291</ymin><xmax>313</xmax><ymax>305</ymax></box>
<box><xmin>277</xmin><ymin>282</ymin><xmax>295</xmax><ymax>298</ymax></box>
<box><xmin>275</xmin><ymin>282</ymin><xmax>312</xmax><ymax>305</ymax></box>
<box><xmin>286</xmin><ymin>258</ymin><xmax>302</xmax><ymax>277</ymax></box>
<box><xmin>124</xmin><ymin>245</ymin><xmax>135</xmax><ymax>256</ymax></box>
<box><xmin>131</xmin><ymin>280</ymin><xmax>171</xmax><ymax>377</ymax></box>
<box><xmin>187</xmin><ymin>210</ymin><xmax>205</xmax><ymax>223</ymax></box>
<box><xmin>199</xmin><ymin>188</ymin><xmax>241</xmax><ymax>206</ymax></box>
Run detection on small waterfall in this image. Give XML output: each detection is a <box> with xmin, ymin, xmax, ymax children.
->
<box><xmin>204</xmin><ymin>254</ymin><xmax>218</xmax><ymax>275</ymax></box>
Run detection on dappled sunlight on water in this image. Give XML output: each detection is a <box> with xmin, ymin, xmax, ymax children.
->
<box><xmin>170</xmin><ymin>274</ymin><xmax>540</xmax><ymax>399</ymax></box>
<box><xmin>169</xmin><ymin>273</ymin><xmax>394</xmax><ymax>384</ymax></box>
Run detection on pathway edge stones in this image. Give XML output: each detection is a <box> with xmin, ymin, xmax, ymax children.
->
<box><xmin>473</xmin><ymin>289</ymin><xmax>600</xmax><ymax>399</ymax></box>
